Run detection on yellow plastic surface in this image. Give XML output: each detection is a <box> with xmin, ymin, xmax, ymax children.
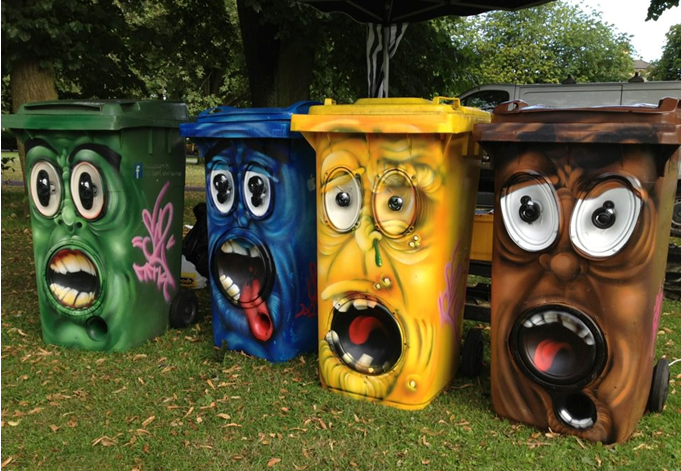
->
<box><xmin>293</xmin><ymin>98</ymin><xmax>489</xmax><ymax>410</ymax></box>
<box><xmin>291</xmin><ymin>96</ymin><xmax>490</xmax><ymax>134</ymax></box>
<box><xmin>470</xmin><ymin>212</ymin><xmax>494</xmax><ymax>262</ymax></box>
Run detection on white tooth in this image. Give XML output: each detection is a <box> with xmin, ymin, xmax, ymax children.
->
<box><xmin>249</xmin><ymin>247</ymin><xmax>260</xmax><ymax>258</ymax></box>
<box><xmin>232</xmin><ymin>243</ymin><xmax>248</xmax><ymax>256</ymax></box>
<box><xmin>77</xmin><ymin>256</ymin><xmax>93</xmax><ymax>276</ymax></box>
<box><xmin>63</xmin><ymin>288</ymin><xmax>78</xmax><ymax>306</ymax></box>
<box><xmin>561</xmin><ymin>316</ymin><xmax>579</xmax><ymax>333</ymax></box>
<box><xmin>338</xmin><ymin>302</ymin><xmax>351</xmax><ymax>313</ymax></box>
<box><xmin>226</xmin><ymin>283</ymin><xmax>240</xmax><ymax>299</ymax></box>
<box><xmin>50</xmin><ymin>263</ymin><xmax>58</xmax><ymax>273</ymax></box>
<box><xmin>49</xmin><ymin>283</ymin><xmax>58</xmax><ymax>296</ymax></box>
<box><xmin>54</xmin><ymin>284</ymin><xmax>67</xmax><ymax>300</ymax></box>
<box><xmin>523</xmin><ymin>319</ymin><xmax>534</xmax><ymax>328</ymax></box>
<box><xmin>544</xmin><ymin>311</ymin><xmax>559</xmax><ymax>324</ymax></box>
<box><xmin>584</xmin><ymin>333</ymin><xmax>595</xmax><ymax>346</ymax></box>
<box><xmin>63</xmin><ymin>254</ymin><xmax>80</xmax><ymax>273</ymax></box>
<box><xmin>89</xmin><ymin>292</ymin><xmax>96</xmax><ymax>304</ymax></box>
<box><xmin>329</xmin><ymin>330</ymin><xmax>339</xmax><ymax>344</ymax></box>
<box><xmin>341</xmin><ymin>352</ymin><xmax>354</xmax><ymax>365</ymax></box>
<box><xmin>353</xmin><ymin>299</ymin><xmax>369</xmax><ymax>310</ymax></box>
<box><xmin>531</xmin><ymin>313</ymin><xmax>545</xmax><ymax>326</ymax></box>
<box><xmin>366</xmin><ymin>300</ymin><xmax>377</xmax><ymax>309</ymax></box>
<box><xmin>56</xmin><ymin>260</ymin><xmax>68</xmax><ymax>274</ymax></box>
<box><xmin>220</xmin><ymin>275</ymin><xmax>234</xmax><ymax>289</ymax></box>
<box><xmin>577</xmin><ymin>418</ymin><xmax>594</xmax><ymax>429</ymax></box>
<box><xmin>221</xmin><ymin>241</ymin><xmax>234</xmax><ymax>253</ymax></box>
<box><xmin>75</xmin><ymin>291</ymin><xmax>90</xmax><ymax>308</ymax></box>
<box><xmin>357</xmin><ymin>353</ymin><xmax>374</xmax><ymax>367</ymax></box>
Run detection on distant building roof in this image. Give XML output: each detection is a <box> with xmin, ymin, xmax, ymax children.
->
<box><xmin>634</xmin><ymin>59</ymin><xmax>650</xmax><ymax>70</ymax></box>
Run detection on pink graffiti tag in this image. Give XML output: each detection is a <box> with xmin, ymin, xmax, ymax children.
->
<box><xmin>438</xmin><ymin>240</ymin><xmax>468</xmax><ymax>337</ymax></box>
<box><xmin>651</xmin><ymin>285</ymin><xmax>664</xmax><ymax>359</ymax></box>
<box><xmin>132</xmin><ymin>181</ymin><xmax>177</xmax><ymax>302</ymax></box>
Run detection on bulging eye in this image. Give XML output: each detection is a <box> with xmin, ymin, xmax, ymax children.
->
<box><xmin>570</xmin><ymin>179</ymin><xmax>641</xmax><ymax>258</ymax></box>
<box><xmin>210</xmin><ymin>169</ymin><xmax>235</xmax><ymax>214</ymax></box>
<box><xmin>323</xmin><ymin>168</ymin><xmax>362</xmax><ymax>232</ymax></box>
<box><xmin>244</xmin><ymin>170</ymin><xmax>272</xmax><ymax>218</ymax></box>
<box><xmin>30</xmin><ymin>161</ymin><xmax>62</xmax><ymax>217</ymax></box>
<box><xmin>373</xmin><ymin>169</ymin><xmax>417</xmax><ymax>237</ymax></box>
<box><xmin>71</xmin><ymin>162</ymin><xmax>105</xmax><ymax>220</ymax></box>
<box><xmin>500</xmin><ymin>174</ymin><xmax>560</xmax><ymax>252</ymax></box>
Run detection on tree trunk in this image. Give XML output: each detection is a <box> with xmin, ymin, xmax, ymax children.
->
<box><xmin>10</xmin><ymin>58</ymin><xmax>58</xmax><ymax>203</ymax></box>
<box><xmin>237</xmin><ymin>0</ymin><xmax>315</xmax><ymax>108</ymax></box>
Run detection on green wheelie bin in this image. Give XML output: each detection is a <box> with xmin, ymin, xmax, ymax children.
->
<box><xmin>4</xmin><ymin>100</ymin><xmax>193</xmax><ymax>351</ymax></box>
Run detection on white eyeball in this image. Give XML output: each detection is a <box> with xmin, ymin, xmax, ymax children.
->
<box><xmin>70</xmin><ymin>162</ymin><xmax>105</xmax><ymax>220</ymax></box>
<box><xmin>210</xmin><ymin>169</ymin><xmax>235</xmax><ymax>214</ymax></box>
<box><xmin>570</xmin><ymin>179</ymin><xmax>641</xmax><ymax>258</ymax></box>
<box><xmin>30</xmin><ymin>161</ymin><xmax>62</xmax><ymax>217</ymax></box>
<box><xmin>244</xmin><ymin>171</ymin><xmax>272</xmax><ymax>218</ymax></box>
<box><xmin>323</xmin><ymin>168</ymin><xmax>362</xmax><ymax>232</ymax></box>
<box><xmin>500</xmin><ymin>174</ymin><xmax>560</xmax><ymax>252</ymax></box>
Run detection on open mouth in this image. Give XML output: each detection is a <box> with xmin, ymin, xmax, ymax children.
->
<box><xmin>47</xmin><ymin>249</ymin><xmax>99</xmax><ymax>310</ymax></box>
<box><xmin>213</xmin><ymin>237</ymin><xmax>274</xmax><ymax>341</ymax></box>
<box><xmin>325</xmin><ymin>296</ymin><xmax>403</xmax><ymax>375</ymax></box>
<box><xmin>511</xmin><ymin>307</ymin><xmax>605</xmax><ymax>388</ymax></box>
<box><xmin>554</xmin><ymin>392</ymin><xmax>597</xmax><ymax>430</ymax></box>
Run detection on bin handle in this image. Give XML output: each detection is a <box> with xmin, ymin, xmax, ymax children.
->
<box><xmin>494</xmin><ymin>100</ymin><xmax>530</xmax><ymax>114</ymax></box>
<box><xmin>433</xmin><ymin>96</ymin><xmax>461</xmax><ymax>108</ymax></box>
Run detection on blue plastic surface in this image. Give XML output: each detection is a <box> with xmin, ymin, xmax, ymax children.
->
<box><xmin>181</xmin><ymin>103</ymin><xmax>318</xmax><ymax>362</ymax></box>
<box><xmin>180</xmin><ymin>101</ymin><xmax>318</xmax><ymax>140</ymax></box>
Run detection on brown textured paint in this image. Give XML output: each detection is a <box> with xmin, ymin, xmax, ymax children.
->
<box><xmin>474</xmin><ymin>98</ymin><xmax>681</xmax><ymax>443</ymax></box>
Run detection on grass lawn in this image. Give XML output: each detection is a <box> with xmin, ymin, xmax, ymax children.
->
<box><xmin>2</xmin><ymin>181</ymin><xmax>681</xmax><ymax>470</ymax></box>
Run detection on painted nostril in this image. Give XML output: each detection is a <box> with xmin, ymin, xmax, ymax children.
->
<box><xmin>549</xmin><ymin>252</ymin><xmax>581</xmax><ymax>281</ymax></box>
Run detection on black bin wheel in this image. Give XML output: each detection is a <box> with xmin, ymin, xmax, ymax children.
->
<box><xmin>460</xmin><ymin>328</ymin><xmax>484</xmax><ymax>378</ymax></box>
<box><xmin>170</xmin><ymin>290</ymin><xmax>199</xmax><ymax>329</ymax></box>
<box><xmin>647</xmin><ymin>358</ymin><xmax>670</xmax><ymax>413</ymax></box>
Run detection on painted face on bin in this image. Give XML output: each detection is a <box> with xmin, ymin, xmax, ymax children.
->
<box><xmin>315</xmin><ymin>133</ymin><xmax>455</xmax><ymax>402</ymax></box>
<box><xmin>206</xmin><ymin>139</ymin><xmax>315</xmax><ymax>357</ymax></box>
<box><xmin>25</xmin><ymin>136</ymin><xmax>144</xmax><ymax>346</ymax></box>
<box><xmin>493</xmin><ymin>144</ymin><xmax>664</xmax><ymax>443</ymax></box>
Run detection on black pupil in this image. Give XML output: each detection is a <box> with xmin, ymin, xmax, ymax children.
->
<box><xmin>592</xmin><ymin>200</ymin><xmax>616</xmax><ymax>229</ymax></box>
<box><xmin>388</xmin><ymin>195</ymin><xmax>403</xmax><ymax>211</ymax></box>
<box><xmin>248</xmin><ymin>175</ymin><xmax>266</xmax><ymax>207</ymax></box>
<box><xmin>36</xmin><ymin>169</ymin><xmax>52</xmax><ymax>207</ymax></box>
<box><xmin>336</xmin><ymin>191</ymin><xmax>351</xmax><ymax>207</ymax></box>
<box><xmin>79</xmin><ymin>172</ymin><xmax>95</xmax><ymax>210</ymax></box>
<box><xmin>213</xmin><ymin>174</ymin><xmax>231</xmax><ymax>204</ymax></box>
<box><xmin>519</xmin><ymin>195</ymin><xmax>540</xmax><ymax>223</ymax></box>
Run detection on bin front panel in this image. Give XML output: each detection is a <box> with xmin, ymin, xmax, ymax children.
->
<box><xmin>308</xmin><ymin>131</ymin><xmax>481</xmax><ymax>410</ymax></box>
<box><xmin>200</xmin><ymin>138</ymin><xmax>317</xmax><ymax>362</ymax></box>
<box><xmin>22</xmin><ymin>126</ymin><xmax>186</xmax><ymax>351</ymax></box>
<box><xmin>480</xmin><ymin>100</ymin><xmax>681</xmax><ymax>443</ymax></box>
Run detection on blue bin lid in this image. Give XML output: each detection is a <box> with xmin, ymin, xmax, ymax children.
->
<box><xmin>180</xmin><ymin>101</ymin><xmax>320</xmax><ymax>139</ymax></box>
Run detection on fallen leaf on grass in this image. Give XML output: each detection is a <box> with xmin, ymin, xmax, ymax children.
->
<box><xmin>419</xmin><ymin>435</ymin><xmax>431</xmax><ymax>447</ymax></box>
<box><xmin>184</xmin><ymin>407</ymin><xmax>195</xmax><ymax>418</ymax></box>
<box><xmin>1</xmin><ymin>456</ymin><xmax>13</xmax><ymax>468</ymax></box>
<box><xmin>92</xmin><ymin>435</ymin><xmax>118</xmax><ymax>447</ymax></box>
<box><xmin>634</xmin><ymin>443</ymin><xmax>653</xmax><ymax>450</ymax></box>
<box><xmin>217</xmin><ymin>413</ymin><xmax>231</xmax><ymax>420</ymax></box>
<box><xmin>267</xmin><ymin>458</ymin><xmax>281</xmax><ymax>467</ymax></box>
<box><xmin>293</xmin><ymin>464</ymin><xmax>308</xmax><ymax>470</ymax></box>
<box><xmin>142</xmin><ymin>416</ymin><xmax>156</xmax><ymax>428</ymax></box>
<box><xmin>49</xmin><ymin>424</ymin><xmax>59</xmax><ymax>432</ymax></box>
<box><xmin>6</xmin><ymin>421</ymin><xmax>20</xmax><ymax>427</ymax></box>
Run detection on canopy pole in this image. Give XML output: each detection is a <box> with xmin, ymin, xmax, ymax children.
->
<box><xmin>383</xmin><ymin>24</ymin><xmax>389</xmax><ymax>97</ymax></box>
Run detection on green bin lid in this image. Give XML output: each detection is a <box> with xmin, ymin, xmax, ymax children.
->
<box><xmin>2</xmin><ymin>100</ymin><xmax>188</xmax><ymax>131</ymax></box>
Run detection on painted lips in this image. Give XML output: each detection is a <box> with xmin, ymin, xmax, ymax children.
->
<box><xmin>48</xmin><ymin>249</ymin><xmax>99</xmax><ymax>309</ymax></box>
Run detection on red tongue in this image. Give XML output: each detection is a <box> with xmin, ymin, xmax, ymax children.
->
<box><xmin>534</xmin><ymin>339</ymin><xmax>572</xmax><ymax>372</ymax></box>
<box><xmin>241</xmin><ymin>278</ymin><xmax>273</xmax><ymax>341</ymax></box>
<box><xmin>348</xmin><ymin>315</ymin><xmax>383</xmax><ymax>345</ymax></box>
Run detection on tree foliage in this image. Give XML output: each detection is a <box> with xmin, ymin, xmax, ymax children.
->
<box><xmin>454</xmin><ymin>1</ymin><xmax>634</xmax><ymax>86</ymax></box>
<box><xmin>649</xmin><ymin>24</ymin><xmax>681</xmax><ymax>80</ymax></box>
<box><xmin>647</xmin><ymin>0</ymin><xmax>680</xmax><ymax>20</ymax></box>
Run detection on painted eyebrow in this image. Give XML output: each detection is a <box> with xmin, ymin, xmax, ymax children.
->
<box><xmin>25</xmin><ymin>138</ymin><xmax>58</xmax><ymax>154</ymax></box>
<box><xmin>68</xmin><ymin>144</ymin><xmax>122</xmax><ymax>172</ymax></box>
<box><xmin>204</xmin><ymin>140</ymin><xmax>232</xmax><ymax>162</ymax></box>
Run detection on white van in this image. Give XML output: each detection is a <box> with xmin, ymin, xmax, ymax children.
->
<box><xmin>459</xmin><ymin>80</ymin><xmax>681</xmax><ymax>111</ymax></box>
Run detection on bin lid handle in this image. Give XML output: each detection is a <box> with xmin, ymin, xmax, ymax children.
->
<box><xmin>433</xmin><ymin>96</ymin><xmax>461</xmax><ymax>108</ymax></box>
<box><xmin>494</xmin><ymin>100</ymin><xmax>530</xmax><ymax>114</ymax></box>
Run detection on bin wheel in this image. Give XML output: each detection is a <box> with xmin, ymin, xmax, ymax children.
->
<box><xmin>460</xmin><ymin>329</ymin><xmax>484</xmax><ymax>378</ymax></box>
<box><xmin>647</xmin><ymin>358</ymin><xmax>670</xmax><ymax>413</ymax></box>
<box><xmin>169</xmin><ymin>290</ymin><xmax>199</xmax><ymax>329</ymax></box>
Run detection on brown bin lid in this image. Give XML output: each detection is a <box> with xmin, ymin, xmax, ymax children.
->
<box><xmin>474</xmin><ymin>97</ymin><xmax>681</xmax><ymax>145</ymax></box>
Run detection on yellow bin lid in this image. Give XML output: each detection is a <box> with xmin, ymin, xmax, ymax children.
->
<box><xmin>291</xmin><ymin>97</ymin><xmax>490</xmax><ymax>134</ymax></box>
